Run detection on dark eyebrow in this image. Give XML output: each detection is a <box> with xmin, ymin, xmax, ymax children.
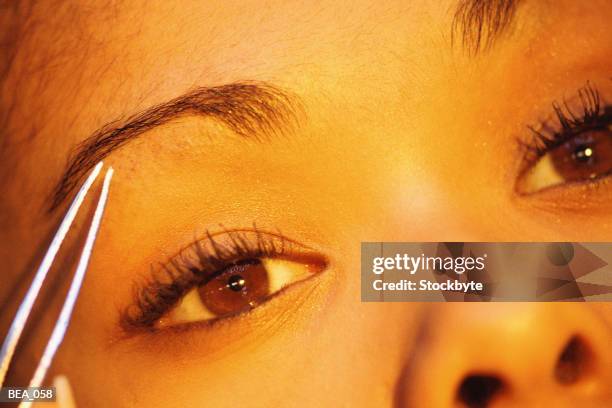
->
<box><xmin>49</xmin><ymin>81</ymin><xmax>299</xmax><ymax>212</ymax></box>
<box><xmin>452</xmin><ymin>0</ymin><xmax>521</xmax><ymax>55</ymax></box>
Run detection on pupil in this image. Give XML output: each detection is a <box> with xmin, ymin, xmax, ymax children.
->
<box><xmin>227</xmin><ymin>274</ymin><xmax>246</xmax><ymax>292</ymax></box>
<box><xmin>572</xmin><ymin>145</ymin><xmax>594</xmax><ymax>164</ymax></box>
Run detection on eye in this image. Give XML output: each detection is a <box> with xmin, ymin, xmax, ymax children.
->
<box><xmin>519</xmin><ymin>128</ymin><xmax>612</xmax><ymax>193</ymax></box>
<box><xmin>122</xmin><ymin>230</ymin><xmax>327</xmax><ymax>332</ymax></box>
<box><xmin>517</xmin><ymin>83</ymin><xmax>612</xmax><ymax>194</ymax></box>
<box><xmin>156</xmin><ymin>257</ymin><xmax>320</xmax><ymax>328</ymax></box>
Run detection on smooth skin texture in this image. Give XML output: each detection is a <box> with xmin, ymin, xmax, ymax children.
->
<box><xmin>1</xmin><ymin>1</ymin><xmax>611</xmax><ymax>406</ymax></box>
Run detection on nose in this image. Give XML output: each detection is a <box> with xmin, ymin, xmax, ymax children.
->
<box><xmin>396</xmin><ymin>303</ymin><xmax>612</xmax><ymax>407</ymax></box>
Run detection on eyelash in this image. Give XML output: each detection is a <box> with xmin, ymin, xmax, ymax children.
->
<box><xmin>121</xmin><ymin>227</ymin><xmax>291</xmax><ymax>331</ymax></box>
<box><xmin>521</xmin><ymin>83</ymin><xmax>611</xmax><ymax>165</ymax></box>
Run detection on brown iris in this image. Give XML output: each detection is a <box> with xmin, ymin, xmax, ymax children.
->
<box><xmin>550</xmin><ymin>129</ymin><xmax>612</xmax><ymax>182</ymax></box>
<box><xmin>197</xmin><ymin>259</ymin><xmax>270</xmax><ymax>316</ymax></box>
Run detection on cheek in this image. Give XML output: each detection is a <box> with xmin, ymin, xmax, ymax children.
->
<box><xmin>58</xmin><ymin>245</ymin><xmax>426</xmax><ymax>407</ymax></box>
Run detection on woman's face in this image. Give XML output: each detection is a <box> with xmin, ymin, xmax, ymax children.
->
<box><xmin>1</xmin><ymin>0</ymin><xmax>611</xmax><ymax>406</ymax></box>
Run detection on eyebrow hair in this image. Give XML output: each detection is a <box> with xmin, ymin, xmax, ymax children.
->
<box><xmin>49</xmin><ymin>81</ymin><xmax>299</xmax><ymax>212</ymax></box>
<box><xmin>452</xmin><ymin>0</ymin><xmax>521</xmax><ymax>55</ymax></box>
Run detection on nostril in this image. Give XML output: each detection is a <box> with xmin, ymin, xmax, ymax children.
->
<box><xmin>456</xmin><ymin>374</ymin><xmax>505</xmax><ymax>408</ymax></box>
<box><xmin>554</xmin><ymin>335</ymin><xmax>593</xmax><ymax>385</ymax></box>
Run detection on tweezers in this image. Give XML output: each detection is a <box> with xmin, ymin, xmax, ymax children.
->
<box><xmin>0</xmin><ymin>161</ymin><xmax>113</xmax><ymax>397</ymax></box>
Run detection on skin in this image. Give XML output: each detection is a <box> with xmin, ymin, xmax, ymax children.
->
<box><xmin>1</xmin><ymin>0</ymin><xmax>612</xmax><ymax>406</ymax></box>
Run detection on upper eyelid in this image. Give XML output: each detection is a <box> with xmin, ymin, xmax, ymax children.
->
<box><xmin>529</xmin><ymin>85</ymin><xmax>605</xmax><ymax>132</ymax></box>
<box><xmin>525</xmin><ymin>105</ymin><xmax>610</xmax><ymax>159</ymax></box>
<box><xmin>169</xmin><ymin>227</ymin><xmax>313</xmax><ymax>261</ymax></box>
<box><xmin>517</xmin><ymin>84</ymin><xmax>609</xmax><ymax>160</ymax></box>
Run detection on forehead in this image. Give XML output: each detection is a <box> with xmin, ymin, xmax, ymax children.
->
<box><xmin>2</xmin><ymin>0</ymin><xmax>447</xmax><ymax>150</ymax></box>
<box><xmin>0</xmin><ymin>1</ymin><xmax>453</xmax><ymax>206</ymax></box>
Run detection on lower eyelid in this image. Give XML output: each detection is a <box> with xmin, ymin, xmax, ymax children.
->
<box><xmin>516</xmin><ymin>145</ymin><xmax>612</xmax><ymax>196</ymax></box>
<box><xmin>121</xmin><ymin>266</ymin><xmax>328</xmax><ymax>356</ymax></box>
<box><xmin>515</xmin><ymin>176</ymin><xmax>612</xmax><ymax>213</ymax></box>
